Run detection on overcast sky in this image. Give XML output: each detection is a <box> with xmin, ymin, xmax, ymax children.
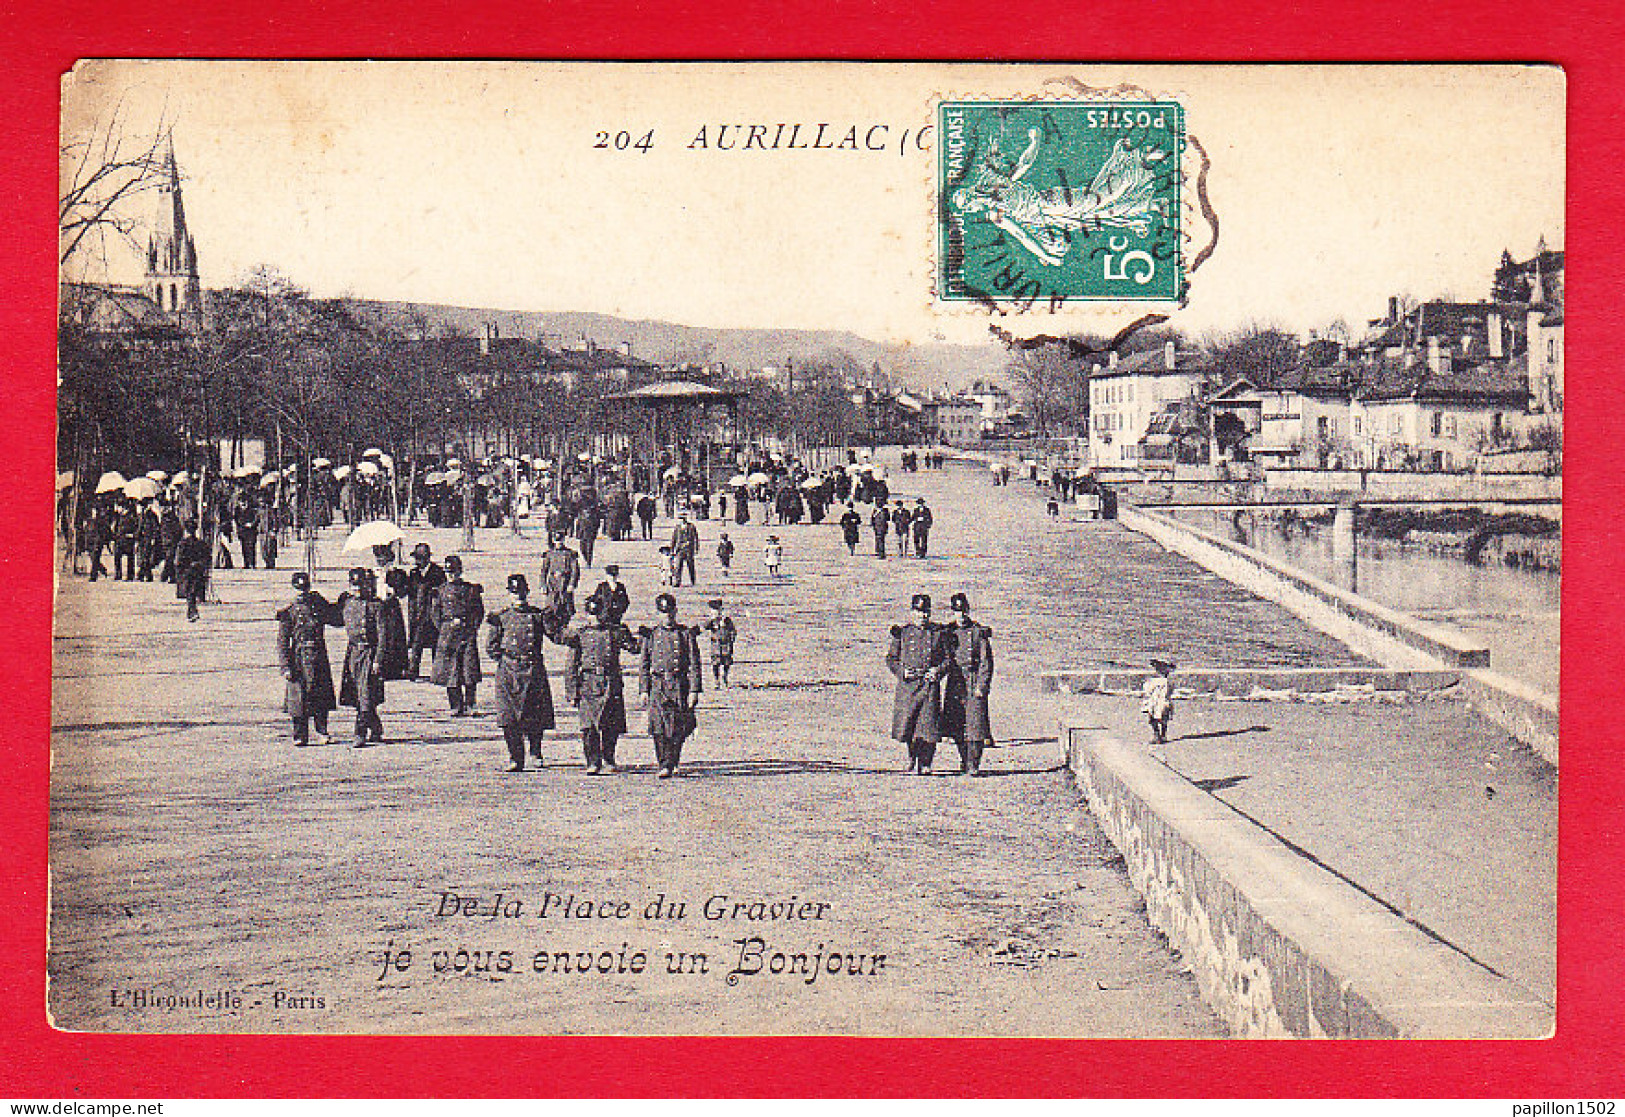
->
<box><xmin>61</xmin><ymin>62</ymin><xmax>1565</xmax><ymax>349</ymax></box>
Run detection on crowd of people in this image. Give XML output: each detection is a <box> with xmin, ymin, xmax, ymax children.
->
<box><xmin>67</xmin><ymin>441</ymin><xmax>1136</xmax><ymax>778</ymax></box>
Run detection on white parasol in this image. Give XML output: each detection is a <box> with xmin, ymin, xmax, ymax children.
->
<box><xmin>122</xmin><ymin>477</ymin><xmax>160</xmax><ymax>500</ymax></box>
<box><xmin>424</xmin><ymin>471</ymin><xmax>446</xmax><ymax>486</ymax></box>
<box><xmin>146</xmin><ymin>469</ymin><xmax>168</xmax><ymax>481</ymax></box>
<box><xmin>56</xmin><ymin>471</ymin><xmax>75</xmax><ymax>490</ymax></box>
<box><xmin>311</xmin><ymin>458</ymin><xmax>331</xmax><ymax>469</ymax></box>
<box><xmin>663</xmin><ymin>466</ymin><xmax>680</xmax><ymax>479</ymax></box>
<box><xmin>747</xmin><ymin>472</ymin><xmax>770</xmax><ymax>486</ymax></box>
<box><xmin>342</xmin><ymin>520</ymin><xmax>405</xmax><ymax>552</ymax></box>
<box><xmin>332</xmin><ymin>465</ymin><xmax>353</xmax><ymax>480</ymax></box>
<box><xmin>800</xmin><ymin>477</ymin><xmax>822</xmax><ymax>490</ymax></box>
<box><xmin>379</xmin><ymin>453</ymin><xmax>394</xmax><ymax>471</ymax></box>
<box><xmin>356</xmin><ymin>461</ymin><xmax>381</xmax><ymax>476</ymax></box>
<box><xmin>95</xmin><ymin>470</ymin><xmax>127</xmax><ymax>494</ymax></box>
<box><xmin>361</xmin><ymin>447</ymin><xmax>383</xmax><ymax>459</ymax></box>
<box><xmin>260</xmin><ymin>471</ymin><xmax>281</xmax><ymax>487</ymax></box>
<box><xmin>728</xmin><ymin>474</ymin><xmax>749</xmax><ymax>486</ymax></box>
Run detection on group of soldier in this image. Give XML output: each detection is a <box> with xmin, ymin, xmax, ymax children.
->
<box><xmin>275</xmin><ymin>541</ymin><xmax>713</xmax><ymax>779</ymax></box>
<box><xmin>886</xmin><ymin>592</ymin><xmax>995</xmax><ymax>776</ymax></box>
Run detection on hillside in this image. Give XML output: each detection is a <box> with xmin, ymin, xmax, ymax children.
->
<box><xmin>338</xmin><ymin>298</ymin><xmax>1010</xmax><ymax>394</ymax></box>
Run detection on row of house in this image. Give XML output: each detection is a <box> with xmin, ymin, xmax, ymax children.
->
<box><xmin>1087</xmin><ymin>243</ymin><xmax>1563</xmax><ymax>472</ymax></box>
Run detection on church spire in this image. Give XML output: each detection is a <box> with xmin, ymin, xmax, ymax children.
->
<box><xmin>145</xmin><ymin>134</ymin><xmax>202</xmax><ymax>331</ymax></box>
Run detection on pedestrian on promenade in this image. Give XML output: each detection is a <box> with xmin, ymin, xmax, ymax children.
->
<box><xmin>379</xmin><ymin>569</ymin><xmax>411</xmax><ymax>681</ymax></box>
<box><xmin>405</xmin><ymin>543</ymin><xmax>446</xmax><ymax>680</ymax></box>
<box><xmin>276</xmin><ymin>570</ymin><xmax>335</xmax><ymax>747</ymax></box>
<box><xmin>640</xmin><ymin>592</ymin><xmax>703</xmax><ymax>779</ymax></box>
<box><xmin>840</xmin><ymin>503</ymin><xmax>862</xmax><ymax>556</ymax></box>
<box><xmin>338</xmin><ymin>568</ymin><xmax>391</xmax><ymax>747</ymax></box>
<box><xmin>113</xmin><ymin>499</ymin><xmax>139</xmax><ymax>581</ymax></box>
<box><xmin>717</xmin><ymin>532</ymin><xmax>735</xmax><ymax>574</ymax></box>
<box><xmin>892</xmin><ymin>500</ymin><xmax>912</xmax><ymax>557</ymax></box>
<box><xmin>540</xmin><ymin>534</ymin><xmax>582</xmax><ymax>636</ymax></box>
<box><xmin>763</xmin><ymin>535</ymin><xmax>783</xmax><ymax>578</ymax></box>
<box><xmin>636</xmin><ymin>493</ymin><xmax>658</xmax><ymax>540</ymax></box>
<box><xmin>669</xmin><ymin>512</ymin><xmax>700</xmax><ymax>588</ymax></box>
<box><xmin>911</xmin><ymin>498</ymin><xmax>933</xmax><ymax>558</ymax></box>
<box><xmin>564</xmin><ymin>595</ymin><xmax>640</xmax><ymax>774</ymax></box>
<box><xmin>136</xmin><ymin>500</ymin><xmax>160</xmax><ymax>581</ymax></box>
<box><xmin>486</xmin><ymin>573</ymin><xmax>556</xmax><ymax>772</ymax></box>
<box><xmin>871</xmin><ymin>502</ymin><xmax>890</xmax><ymax>558</ymax></box>
<box><xmin>587</xmin><ymin>563</ymin><xmax>631</xmax><ymax>626</ymax></box>
<box><xmin>174</xmin><ymin>524</ymin><xmax>209</xmax><ymax>622</ymax></box>
<box><xmin>703</xmin><ymin>597</ymin><xmax>736</xmax><ymax>688</ymax></box>
<box><xmin>886</xmin><ymin>593</ymin><xmax>948</xmax><ymax>775</ymax></box>
<box><xmin>941</xmin><ymin>593</ymin><xmax>993</xmax><ymax>776</ymax></box>
<box><xmin>1143</xmin><ymin>659</ymin><xmax>1175</xmax><ymax>745</ymax></box>
<box><xmin>431</xmin><ymin>554</ymin><xmax>484</xmax><ymax>716</ymax></box>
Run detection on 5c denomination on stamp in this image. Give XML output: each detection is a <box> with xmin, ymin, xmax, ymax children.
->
<box><xmin>938</xmin><ymin>98</ymin><xmax>1185</xmax><ymax>309</ymax></box>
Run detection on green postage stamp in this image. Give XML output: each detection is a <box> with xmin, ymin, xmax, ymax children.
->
<box><xmin>938</xmin><ymin>99</ymin><xmax>1186</xmax><ymax>308</ymax></box>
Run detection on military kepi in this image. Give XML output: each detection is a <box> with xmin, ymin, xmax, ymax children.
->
<box><xmin>507</xmin><ymin>573</ymin><xmax>528</xmax><ymax>594</ymax></box>
<box><xmin>911</xmin><ymin>593</ymin><xmax>931</xmax><ymax>612</ymax></box>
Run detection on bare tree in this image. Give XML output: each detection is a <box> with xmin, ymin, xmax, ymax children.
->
<box><xmin>59</xmin><ymin>100</ymin><xmax>172</xmax><ymax>271</ymax></box>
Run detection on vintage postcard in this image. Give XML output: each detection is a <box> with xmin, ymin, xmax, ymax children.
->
<box><xmin>52</xmin><ymin>62</ymin><xmax>1562</xmax><ymax>1037</ymax></box>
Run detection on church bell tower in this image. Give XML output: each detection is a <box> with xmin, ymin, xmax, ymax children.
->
<box><xmin>145</xmin><ymin>137</ymin><xmax>202</xmax><ymax>332</ymax></box>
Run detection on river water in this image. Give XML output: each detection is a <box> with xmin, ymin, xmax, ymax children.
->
<box><xmin>1171</xmin><ymin>510</ymin><xmax>1560</xmax><ymax>695</ymax></box>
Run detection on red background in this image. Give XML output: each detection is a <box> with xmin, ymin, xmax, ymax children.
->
<box><xmin>2</xmin><ymin>0</ymin><xmax>1621</xmax><ymax>1097</ymax></box>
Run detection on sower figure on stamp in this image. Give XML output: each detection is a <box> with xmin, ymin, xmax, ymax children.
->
<box><xmin>941</xmin><ymin>592</ymin><xmax>994</xmax><ymax>776</ymax></box>
<box><xmin>404</xmin><ymin>542</ymin><xmax>446</xmax><ymax>680</ymax></box>
<box><xmin>886</xmin><ymin>593</ymin><xmax>948</xmax><ymax>775</ymax></box>
<box><xmin>564</xmin><ymin>594</ymin><xmax>641</xmax><ymax>774</ymax></box>
<box><xmin>486</xmin><ymin>573</ymin><xmax>556</xmax><ymax>772</ymax></box>
<box><xmin>338</xmin><ymin>567</ymin><xmax>393</xmax><ymax>747</ymax></box>
<box><xmin>431</xmin><ymin>554</ymin><xmax>484</xmax><ymax>715</ymax></box>
<box><xmin>276</xmin><ymin>570</ymin><xmax>336</xmax><ymax>747</ymax></box>
<box><xmin>640</xmin><ymin>592</ymin><xmax>703</xmax><ymax>779</ymax></box>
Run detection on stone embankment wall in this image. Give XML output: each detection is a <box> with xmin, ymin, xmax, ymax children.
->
<box><xmin>1117</xmin><ymin>505</ymin><xmax>1557</xmax><ymax>764</ymax></box>
<box><xmin>1065</xmin><ymin>727</ymin><xmax>1552</xmax><ymax>1038</ymax></box>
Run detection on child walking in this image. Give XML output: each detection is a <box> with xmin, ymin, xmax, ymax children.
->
<box><xmin>703</xmin><ymin>598</ymin><xmax>737</xmax><ymax>687</ymax></box>
<box><xmin>763</xmin><ymin>535</ymin><xmax>783</xmax><ymax>578</ymax></box>
<box><xmin>1142</xmin><ymin>658</ymin><xmax>1175</xmax><ymax>745</ymax></box>
<box><xmin>717</xmin><ymin>532</ymin><xmax>735</xmax><ymax>574</ymax></box>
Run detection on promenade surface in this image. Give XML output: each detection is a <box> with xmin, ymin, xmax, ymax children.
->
<box><xmin>48</xmin><ymin>454</ymin><xmax>1553</xmax><ymax>1033</ymax></box>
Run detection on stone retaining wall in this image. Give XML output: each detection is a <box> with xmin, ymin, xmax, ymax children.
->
<box><xmin>1119</xmin><ymin>504</ymin><xmax>1558</xmax><ymax>760</ymax></box>
<box><xmin>1065</xmin><ymin>725</ymin><xmax>1552</xmax><ymax>1038</ymax></box>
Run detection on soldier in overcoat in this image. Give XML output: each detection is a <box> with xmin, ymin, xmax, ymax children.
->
<box><xmin>276</xmin><ymin>570</ymin><xmax>336</xmax><ymax>746</ymax></box>
<box><xmin>640</xmin><ymin>593</ymin><xmax>703</xmax><ymax>779</ymax></box>
<box><xmin>486</xmin><ymin>573</ymin><xmax>556</xmax><ymax>771</ymax></box>
<box><xmin>564</xmin><ymin>595</ymin><xmax>641</xmax><ymax>774</ymax></box>
<box><xmin>540</xmin><ymin>534</ymin><xmax>582</xmax><ymax>636</ymax></box>
<box><xmin>431</xmin><ymin>554</ymin><xmax>484</xmax><ymax>715</ymax></box>
<box><xmin>338</xmin><ymin>568</ymin><xmax>394</xmax><ymax>747</ymax></box>
<box><xmin>886</xmin><ymin>593</ymin><xmax>949</xmax><ymax>774</ymax></box>
<box><xmin>940</xmin><ymin>592</ymin><xmax>995</xmax><ymax>776</ymax></box>
<box><xmin>404</xmin><ymin>542</ymin><xmax>446</xmax><ymax>679</ymax></box>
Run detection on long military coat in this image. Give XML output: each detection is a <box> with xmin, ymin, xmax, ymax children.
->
<box><xmin>540</xmin><ymin>546</ymin><xmax>582</xmax><ymax>631</ymax></box>
<box><xmin>430</xmin><ymin>580</ymin><xmax>484</xmax><ymax>687</ymax></box>
<box><xmin>941</xmin><ymin>621</ymin><xmax>994</xmax><ymax>743</ymax></box>
<box><xmin>640</xmin><ymin>621</ymin><xmax>703</xmax><ymax>743</ymax></box>
<box><xmin>886</xmin><ymin>621</ymin><xmax>948</xmax><ymax>744</ymax></box>
<box><xmin>565</xmin><ymin>620</ymin><xmax>640</xmax><ymax>734</ymax></box>
<box><xmin>276</xmin><ymin>591</ymin><xmax>337</xmax><ymax>718</ymax></box>
<box><xmin>405</xmin><ymin>561</ymin><xmax>446</xmax><ymax>650</ymax></box>
<box><xmin>338</xmin><ymin>593</ymin><xmax>390</xmax><ymax>712</ymax></box>
<box><xmin>485</xmin><ymin>604</ymin><xmax>555</xmax><ymax>731</ymax></box>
